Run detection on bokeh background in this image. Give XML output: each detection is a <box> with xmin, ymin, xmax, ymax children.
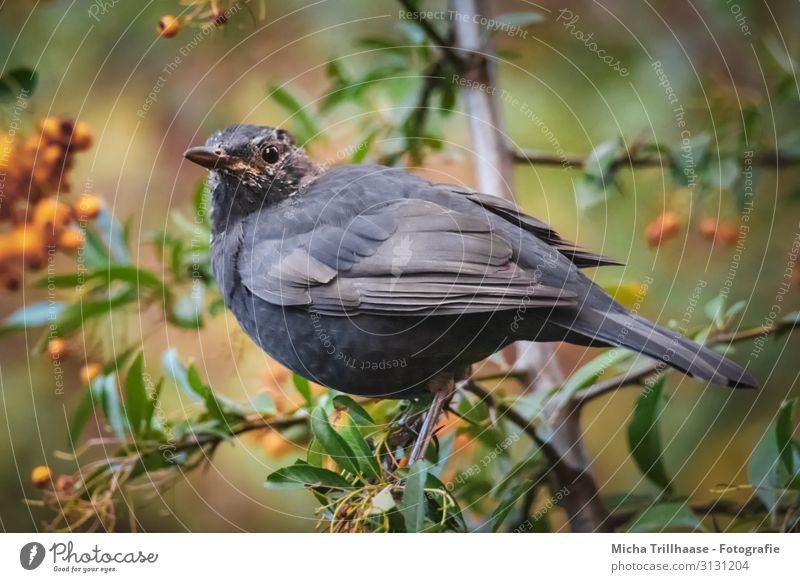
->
<box><xmin>1</xmin><ymin>0</ymin><xmax>799</xmax><ymax>531</ymax></box>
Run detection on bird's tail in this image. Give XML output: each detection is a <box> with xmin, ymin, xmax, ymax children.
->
<box><xmin>551</xmin><ymin>306</ymin><xmax>758</xmax><ymax>389</ymax></box>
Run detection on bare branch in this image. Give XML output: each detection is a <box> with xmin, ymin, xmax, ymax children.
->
<box><xmin>511</xmin><ymin>146</ymin><xmax>800</xmax><ymax>170</ymax></box>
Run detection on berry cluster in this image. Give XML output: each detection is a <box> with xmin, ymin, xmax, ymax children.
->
<box><xmin>0</xmin><ymin>117</ymin><xmax>103</xmax><ymax>290</ymax></box>
<box><xmin>645</xmin><ymin>211</ymin><xmax>742</xmax><ymax>249</ymax></box>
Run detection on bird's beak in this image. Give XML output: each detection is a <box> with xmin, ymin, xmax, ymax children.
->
<box><xmin>184</xmin><ymin>146</ymin><xmax>233</xmax><ymax>170</ymax></box>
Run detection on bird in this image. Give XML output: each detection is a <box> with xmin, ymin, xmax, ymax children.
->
<box><xmin>185</xmin><ymin>124</ymin><xmax>757</xmax><ymax>460</ymax></box>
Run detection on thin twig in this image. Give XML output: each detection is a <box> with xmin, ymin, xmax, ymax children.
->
<box><xmin>511</xmin><ymin>147</ymin><xmax>800</xmax><ymax>170</ymax></box>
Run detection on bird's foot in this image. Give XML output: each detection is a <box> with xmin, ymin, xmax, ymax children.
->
<box><xmin>407</xmin><ymin>372</ymin><xmax>456</xmax><ymax>464</ymax></box>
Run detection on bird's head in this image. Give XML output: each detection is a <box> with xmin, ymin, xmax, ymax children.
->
<box><xmin>184</xmin><ymin>124</ymin><xmax>323</xmax><ymax>232</ymax></box>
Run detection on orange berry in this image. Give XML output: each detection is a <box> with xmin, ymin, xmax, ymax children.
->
<box><xmin>31</xmin><ymin>465</ymin><xmax>52</xmax><ymax>488</ymax></box>
<box><xmin>73</xmin><ymin>194</ymin><xmax>102</xmax><ymax>221</ymax></box>
<box><xmin>699</xmin><ymin>218</ymin><xmax>718</xmax><ymax>240</ymax></box>
<box><xmin>39</xmin><ymin>117</ymin><xmax>63</xmax><ymax>143</ymax></box>
<box><xmin>716</xmin><ymin>222</ymin><xmax>739</xmax><ymax>246</ymax></box>
<box><xmin>157</xmin><ymin>15</ymin><xmax>180</xmax><ymax>38</ymax></box>
<box><xmin>40</xmin><ymin>143</ymin><xmax>65</xmax><ymax>166</ymax></box>
<box><xmin>4</xmin><ymin>227</ymin><xmax>47</xmax><ymax>269</ymax></box>
<box><xmin>70</xmin><ymin>121</ymin><xmax>93</xmax><ymax>151</ymax></box>
<box><xmin>80</xmin><ymin>363</ymin><xmax>102</xmax><ymax>385</ymax></box>
<box><xmin>33</xmin><ymin>198</ymin><xmax>72</xmax><ymax>232</ymax></box>
<box><xmin>47</xmin><ymin>338</ymin><xmax>68</xmax><ymax>360</ymax></box>
<box><xmin>57</xmin><ymin>228</ymin><xmax>84</xmax><ymax>253</ymax></box>
<box><xmin>646</xmin><ymin>211</ymin><xmax>681</xmax><ymax>248</ymax></box>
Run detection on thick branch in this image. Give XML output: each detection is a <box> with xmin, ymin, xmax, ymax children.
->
<box><xmin>464</xmin><ymin>381</ymin><xmax>611</xmax><ymax>532</ymax></box>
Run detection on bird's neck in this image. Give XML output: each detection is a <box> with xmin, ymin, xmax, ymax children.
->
<box><xmin>208</xmin><ymin>160</ymin><xmax>326</xmax><ymax>235</ymax></box>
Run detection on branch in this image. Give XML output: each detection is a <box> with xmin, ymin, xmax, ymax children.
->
<box><xmin>511</xmin><ymin>146</ymin><xmax>800</xmax><ymax>170</ymax></box>
<box><xmin>464</xmin><ymin>380</ymin><xmax>612</xmax><ymax>532</ymax></box>
<box><xmin>448</xmin><ymin>0</ymin><xmax>609</xmax><ymax>532</ymax></box>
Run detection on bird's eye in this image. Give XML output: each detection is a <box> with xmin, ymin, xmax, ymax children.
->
<box><xmin>260</xmin><ymin>145</ymin><xmax>281</xmax><ymax>164</ymax></box>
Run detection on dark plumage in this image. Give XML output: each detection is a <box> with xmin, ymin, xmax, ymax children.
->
<box><xmin>185</xmin><ymin>124</ymin><xmax>757</xmax><ymax>399</ymax></box>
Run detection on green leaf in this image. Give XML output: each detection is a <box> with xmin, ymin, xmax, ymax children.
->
<box><xmin>625</xmin><ymin>502</ymin><xmax>701</xmax><ymax>532</ymax></box>
<box><xmin>163</xmin><ymin>348</ymin><xmax>198</xmax><ymax>400</ymax></box>
<box><xmin>351</xmin><ymin>129</ymin><xmax>379</xmax><ymax>163</ymax></box>
<box><xmin>332</xmin><ymin>394</ymin><xmax>375</xmax><ymax>426</ymax></box>
<box><xmin>307</xmin><ymin>438</ymin><xmax>325</xmax><ymax>467</ymax></box>
<box><xmin>95</xmin><ymin>374</ymin><xmax>126</xmax><ymax>441</ymax></box>
<box><xmin>187</xmin><ymin>364</ymin><xmax>229</xmax><ymax>426</ymax></box>
<box><xmin>0</xmin><ymin>67</ymin><xmax>37</xmax><ymax>97</ymax></box>
<box><xmin>584</xmin><ymin>138</ymin><xmax>623</xmax><ymax>184</ymax></box>
<box><xmin>208</xmin><ymin>298</ymin><xmax>226</xmax><ymax>317</ymax></box>
<box><xmin>50</xmin><ymin>290</ymin><xmax>137</xmax><ymax>338</ymax></box>
<box><xmin>94</xmin><ymin>208</ymin><xmax>131</xmax><ymax>264</ymax></box>
<box><xmin>68</xmin><ymin>388</ymin><xmax>96</xmax><ymax>445</ymax></box>
<box><xmin>573</xmin><ymin>174</ymin><xmax>608</xmax><ymax>211</ymax></box>
<box><xmin>269</xmin><ymin>85</ymin><xmax>320</xmax><ymax>145</ymax></box>
<box><xmin>81</xmin><ymin>227</ymin><xmax>111</xmax><ymax>269</ymax></box>
<box><xmin>704</xmin><ymin>294</ymin><xmax>727</xmax><ymax>327</ymax></box>
<box><xmin>248</xmin><ymin>393</ymin><xmax>276</xmax><ymax>415</ymax></box>
<box><xmin>748</xmin><ymin>423</ymin><xmax>784</xmax><ymax>515</ymax></box>
<box><xmin>337</xmin><ymin>412</ymin><xmax>381</xmax><ymax>479</ymax></box>
<box><xmin>0</xmin><ymin>301</ymin><xmax>64</xmax><ymax>336</ymax></box>
<box><xmin>293</xmin><ymin>374</ymin><xmax>314</xmax><ymax>407</ymax></box>
<box><xmin>558</xmin><ymin>348</ymin><xmax>631</xmax><ymax>406</ymax></box>
<box><xmin>193</xmin><ymin>180</ymin><xmax>211</xmax><ymax>227</ymax></box>
<box><xmin>627</xmin><ymin>376</ymin><xmax>673</xmax><ymax>493</ymax></box>
<box><xmin>400</xmin><ymin>460</ymin><xmax>431</xmax><ymax>532</ymax></box>
<box><xmin>169</xmin><ymin>283</ymin><xmax>205</xmax><ymax>329</ymax></box>
<box><xmin>309</xmin><ymin>406</ymin><xmax>359</xmax><ymax>475</ymax></box>
<box><xmin>266</xmin><ymin>462</ymin><xmax>353</xmax><ymax>490</ymax></box>
<box><xmin>491</xmin><ymin>481</ymin><xmax>529</xmax><ymax>532</ymax></box>
<box><xmin>36</xmin><ymin>265</ymin><xmax>166</xmax><ymax>294</ymax></box>
<box><xmin>776</xmin><ymin>399</ymin><xmax>797</xmax><ymax>477</ymax></box>
<box><xmin>124</xmin><ymin>353</ymin><xmax>148</xmax><ymax>436</ymax></box>
<box><xmin>142</xmin><ymin>378</ymin><xmax>163</xmax><ymax>436</ymax></box>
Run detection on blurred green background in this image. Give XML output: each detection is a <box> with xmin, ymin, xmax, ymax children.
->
<box><xmin>1</xmin><ymin>0</ymin><xmax>799</xmax><ymax>531</ymax></box>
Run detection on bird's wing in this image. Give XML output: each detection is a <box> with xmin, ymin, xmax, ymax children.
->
<box><xmin>240</xmin><ymin>199</ymin><xmax>576</xmax><ymax>316</ymax></box>
<box><xmin>450</xmin><ymin>189</ymin><xmax>623</xmax><ymax>268</ymax></box>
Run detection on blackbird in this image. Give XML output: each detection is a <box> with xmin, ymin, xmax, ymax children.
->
<box><xmin>185</xmin><ymin>124</ymin><xmax>756</xmax><ymax>457</ymax></box>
